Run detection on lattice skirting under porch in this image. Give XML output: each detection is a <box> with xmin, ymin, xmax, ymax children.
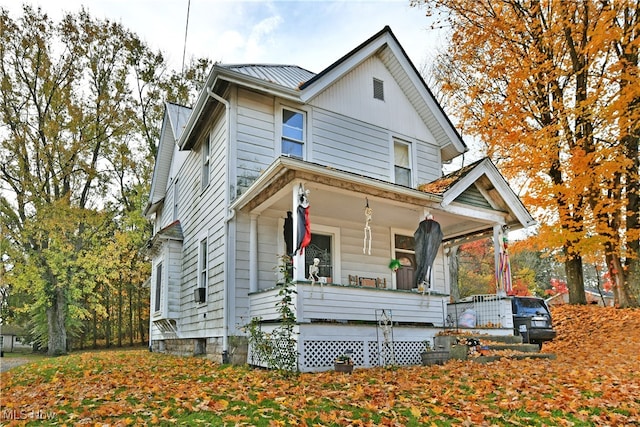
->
<box><xmin>302</xmin><ymin>339</ymin><xmax>426</xmax><ymax>370</ymax></box>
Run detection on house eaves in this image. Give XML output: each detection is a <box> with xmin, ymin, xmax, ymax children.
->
<box><xmin>230</xmin><ymin>156</ymin><xmax>443</xmax><ymax>214</ymax></box>
<box><xmin>428</xmin><ymin>158</ymin><xmax>536</xmax><ymax>229</ymax></box>
<box><xmin>145</xmin><ymin>220</ymin><xmax>183</xmax><ymax>255</ymax></box>
<box><xmin>144</xmin><ymin>102</ymin><xmax>192</xmax><ymax>217</ymax></box>
<box><xmin>178</xmin><ymin>65</ymin><xmax>306</xmax><ymax>151</ymax></box>
<box><xmin>299</xmin><ymin>26</ymin><xmax>468</xmax><ymax>161</ymax></box>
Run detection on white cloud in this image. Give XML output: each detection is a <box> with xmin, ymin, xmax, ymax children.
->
<box><xmin>245</xmin><ymin>14</ymin><xmax>284</xmax><ymax>61</ymax></box>
<box><xmin>3</xmin><ymin>1</ymin><xmax>443</xmax><ymax>72</ymax></box>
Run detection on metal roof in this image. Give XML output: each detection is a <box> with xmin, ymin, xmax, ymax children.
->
<box><xmin>219</xmin><ymin>64</ymin><xmax>316</xmax><ymax>90</ymax></box>
<box><xmin>166</xmin><ymin>102</ymin><xmax>192</xmax><ymax>140</ymax></box>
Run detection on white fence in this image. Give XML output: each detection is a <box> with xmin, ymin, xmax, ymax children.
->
<box><xmin>447</xmin><ymin>294</ymin><xmax>514</xmax><ymax>329</ymax></box>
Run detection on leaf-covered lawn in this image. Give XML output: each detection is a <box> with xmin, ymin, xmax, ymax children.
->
<box><xmin>2</xmin><ymin>305</ymin><xmax>639</xmax><ymax>426</ymax></box>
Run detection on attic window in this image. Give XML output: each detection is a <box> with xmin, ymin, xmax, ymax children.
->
<box><xmin>373</xmin><ymin>78</ymin><xmax>384</xmax><ymax>101</ymax></box>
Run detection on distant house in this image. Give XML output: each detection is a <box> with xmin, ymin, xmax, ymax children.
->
<box><xmin>0</xmin><ymin>324</ymin><xmax>29</xmax><ymax>353</ymax></box>
<box><xmin>546</xmin><ymin>289</ymin><xmax>614</xmax><ymax>307</ymax></box>
<box><xmin>144</xmin><ymin>26</ymin><xmax>535</xmax><ymax>371</ymax></box>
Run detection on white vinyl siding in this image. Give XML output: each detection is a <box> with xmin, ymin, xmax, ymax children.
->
<box><xmin>236</xmin><ymin>88</ymin><xmax>276</xmax><ymax>196</ymax></box>
<box><xmin>175</xmin><ymin>112</ymin><xmax>227</xmax><ymax>335</ymax></box>
<box><xmin>311</xmin><ymin>109</ymin><xmax>389</xmax><ymax>181</ymax></box>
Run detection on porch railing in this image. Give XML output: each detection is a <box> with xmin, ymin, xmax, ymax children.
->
<box><xmin>249</xmin><ymin>283</ymin><xmax>449</xmax><ymax>326</ymax></box>
<box><xmin>446</xmin><ymin>294</ymin><xmax>514</xmax><ymax>329</ymax></box>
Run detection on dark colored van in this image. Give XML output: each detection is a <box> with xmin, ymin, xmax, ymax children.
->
<box><xmin>512</xmin><ymin>296</ymin><xmax>557</xmax><ymax>348</ymax></box>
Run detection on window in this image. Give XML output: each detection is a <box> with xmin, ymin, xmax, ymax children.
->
<box><xmin>373</xmin><ymin>78</ymin><xmax>384</xmax><ymax>101</ymax></box>
<box><xmin>282</xmin><ymin>108</ymin><xmax>304</xmax><ymax>158</ymax></box>
<box><xmin>201</xmin><ymin>137</ymin><xmax>210</xmax><ymax>189</ymax></box>
<box><xmin>154</xmin><ymin>263</ymin><xmax>163</xmax><ymax>312</ymax></box>
<box><xmin>172</xmin><ymin>178</ymin><xmax>179</xmax><ymax>221</ymax></box>
<box><xmin>394</xmin><ymin>139</ymin><xmax>412</xmax><ymax>187</ymax></box>
<box><xmin>305</xmin><ymin>234</ymin><xmax>332</xmax><ymax>280</ymax></box>
<box><xmin>198</xmin><ymin>239</ymin><xmax>208</xmax><ymax>294</ymax></box>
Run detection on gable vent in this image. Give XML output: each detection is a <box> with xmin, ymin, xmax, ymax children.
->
<box><xmin>373</xmin><ymin>78</ymin><xmax>384</xmax><ymax>101</ymax></box>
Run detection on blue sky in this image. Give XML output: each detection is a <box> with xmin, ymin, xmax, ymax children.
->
<box><xmin>3</xmin><ymin>0</ymin><xmax>446</xmax><ymax>73</ymax></box>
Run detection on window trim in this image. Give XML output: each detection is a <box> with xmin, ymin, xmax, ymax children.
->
<box><xmin>201</xmin><ymin>136</ymin><xmax>210</xmax><ymax>190</ymax></box>
<box><xmin>308</xmin><ymin>224</ymin><xmax>341</xmax><ymax>283</ymax></box>
<box><xmin>154</xmin><ymin>261</ymin><xmax>163</xmax><ymax>313</ymax></box>
<box><xmin>393</xmin><ymin>138</ymin><xmax>413</xmax><ymax>187</ymax></box>
<box><xmin>197</xmin><ymin>237</ymin><xmax>208</xmax><ymax>302</ymax></box>
<box><xmin>172</xmin><ymin>178</ymin><xmax>179</xmax><ymax>221</ymax></box>
<box><xmin>277</xmin><ymin>105</ymin><xmax>307</xmax><ymax>159</ymax></box>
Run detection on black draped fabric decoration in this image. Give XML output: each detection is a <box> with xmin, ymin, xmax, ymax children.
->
<box><xmin>294</xmin><ymin>190</ymin><xmax>311</xmax><ymax>255</ymax></box>
<box><xmin>413</xmin><ymin>218</ymin><xmax>443</xmax><ymax>288</ymax></box>
<box><xmin>284</xmin><ymin>211</ymin><xmax>293</xmax><ymax>256</ymax></box>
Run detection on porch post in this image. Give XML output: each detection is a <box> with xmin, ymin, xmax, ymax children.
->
<box><xmin>291</xmin><ymin>183</ymin><xmax>306</xmax><ymax>281</ymax></box>
<box><xmin>249</xmin><ymin>214</ymin><xmax>258</xmax><ymax>293</ymax></box>
<box><xmin>493</xmin><ymin>224</ymin><xmax>505</xmax><ymax>296</ymax></box>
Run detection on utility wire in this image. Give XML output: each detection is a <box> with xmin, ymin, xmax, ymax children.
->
<box><xmin>181</xmin><ymin>0</ymin><xmax>191</xmax><ymax>76</ymax></box>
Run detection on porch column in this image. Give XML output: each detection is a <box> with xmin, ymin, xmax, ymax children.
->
<box><xmin>249</xmin><ymin>214</ymin><xmax>258</xmax><ymax>293</ymax></box>
<box><xmin>292</xmin><ymin>183</ymin><xmax>306</xmax><ymax>282</ymax></box>
<box><xmin>493</xmin><ymin>224</ymin><xmax>505</xmax><ymax>296</ymax></box>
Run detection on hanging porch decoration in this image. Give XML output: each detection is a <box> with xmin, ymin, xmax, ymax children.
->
<box><xmin>363</xmin><ymin>198</ymin><xmax>372</xmax><ymax>255</ymax></box>
<box><xmin>497</xmin><ymin>232</ymin><xmax>513</xmax><ymax>294</ymax></box>
<box><xmin>294</xmin><ymin>184</ymin><xmax>311</xmax><ymax>256</ymax></box>
<box><xmin>414</xmin><ymin>213</ymin><xmax>443</xmax><ymax>291</ymax></box>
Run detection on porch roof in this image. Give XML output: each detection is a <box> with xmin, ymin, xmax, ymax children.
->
<box><xmin>230</xmin><ymin>156</ymin><xmax>534</xmax><ymax>242</ymax></box>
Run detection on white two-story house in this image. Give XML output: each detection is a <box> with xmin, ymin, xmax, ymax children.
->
<box><xmin>144</xmin><ymin>26</ymin><xmax>535</xmax><ymax>371</ymax></box>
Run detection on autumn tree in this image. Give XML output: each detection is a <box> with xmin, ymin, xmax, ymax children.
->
<box><xmin>0</xmin><ymin>5</ymin><xmax>176</xmax><ymax>354</ymax></box>
<box><xmin>415</xmin><ymin>0</ymin><xmax>640</xmax><ymax>307</ymax></box>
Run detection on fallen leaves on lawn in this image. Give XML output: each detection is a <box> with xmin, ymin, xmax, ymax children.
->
<box><xmin>1</xmin><ymin>305</ymin><xmax>639</xmax><ymax>426</ymax></box>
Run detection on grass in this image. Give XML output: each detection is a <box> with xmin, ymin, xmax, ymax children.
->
<box><xmin>1</xmin><ymin>305</ymin><xmax>639</xmax><ymax>426</ymax></box>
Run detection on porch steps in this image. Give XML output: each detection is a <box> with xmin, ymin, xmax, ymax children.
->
<box><xmin>477</xmin><ymin>334</ymin><xmax>523</xmax><ymax>344</ymax></box>
<box><xmin>430</xmin><ymin>334</ymin><xmax>556</xmax><ymax>365</ymax></box>
<box><xmin>484</xmin><ymin>343</ymin><xmax>540</xmax><ymax>353</ymax></box>
<box><xmin>473</xmin><ymin>353</ymin><xmax>557</xmax><ymax>364</ymax></box>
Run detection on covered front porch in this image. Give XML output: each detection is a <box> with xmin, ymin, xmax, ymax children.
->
<box><xmin>232</xmin><ymin>156</ymin><xmax>534</xmax><ymax>371</ymax></box>
<box><xmin>232</xmin><ymin>156</ymin><xmax>534</xmax><ymax>295</ymax></box>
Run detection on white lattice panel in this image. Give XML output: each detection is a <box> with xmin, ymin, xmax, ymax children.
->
<box><xmin>303</xmin><ymin>340</ymin><xmax>365</xmax><ymax>368</ymax></box>
<box><xmin>369</xmin><ymin>341</ymin><xmax>424</xmax><ymax>366</ymax></box>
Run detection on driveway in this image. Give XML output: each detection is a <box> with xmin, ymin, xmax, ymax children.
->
<box><xmin>0</xmin><ymin>357</ymin><xmax>32</xmax><ymax>373</ymax></box>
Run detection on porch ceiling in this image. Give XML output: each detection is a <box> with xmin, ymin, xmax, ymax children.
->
<box><xmin>231</xmin><ymin>157</ymin><xmax>510</xmax><ymax>241</ymax></box>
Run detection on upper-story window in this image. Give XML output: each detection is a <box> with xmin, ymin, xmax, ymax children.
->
<box><xmin>201</xmin><ymin>137</ymin><xmax>210</xmax><ymax>189</ymax></box>
<box><xmin>172</xmin><ymin>178</ymin><xmax>179</xmax><ymax>221</ymax></box>
<box><xmin>282</xmin><ymin>108</ymin><xmax>304</xmax><ymax>159</ymax></box>
<box><xmin>394</xmin><ymin>139</ymin><xmax>412</xmax><ymax>187</ymax></box>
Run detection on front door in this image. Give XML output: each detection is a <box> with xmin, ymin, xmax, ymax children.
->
<box><xmin>395</xmin><ymin>252</ymin><xmax>415</xmax><ymax>290</ymax></box>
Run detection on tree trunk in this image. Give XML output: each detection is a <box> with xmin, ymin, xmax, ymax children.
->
<box><xmin>623</xmin><ymin>259</ymin><xmax>640</xmax><ymax>308</ymax></box>
<box><xmin>129</xmin><ymin>284</ymin><xmax>134</xmax><ymax>346</ymax></box>
<box><xmin>92</xmin><ymin>308</ymin><xmax>98</xmax><ymax>348</ymax></box>
<box><xmin>448</xmin><ymin>245</ymin><xmax>460</xmax><ymax>301</ymax></box>
<box><xmin>117</xmin><ymin>279</ymin><xmax>123</xmax><ymax>347</ymax></box>
<box><xmin>138</xmin><ymin>286</ymin><xmax>146</xmax><ymax>345</ymax></box>
<box><xmin>565</xmin><ymin>251</ymin><xmax>586</xmax><ymax>305</ymax></box>
<box><xmin>47</xmin><ymin>286</ymin><xmax>67</xmax><ymax>356</ymax></box>
<box><xmin>105</xmin><ymin>291</ymin><xmax>111</xmax><ymax>348</ymax></box>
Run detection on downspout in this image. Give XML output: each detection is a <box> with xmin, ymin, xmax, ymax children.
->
<box><xmin>207</xmin><ymin>86</ymin><xmax>232</xmax><ymax>363</ymax></box>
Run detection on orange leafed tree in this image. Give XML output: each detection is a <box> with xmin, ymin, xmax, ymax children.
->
<box><xmin>414</xmin><ymin>0</ymin><xmax>640</xmax><ymax>307</ymax></box>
